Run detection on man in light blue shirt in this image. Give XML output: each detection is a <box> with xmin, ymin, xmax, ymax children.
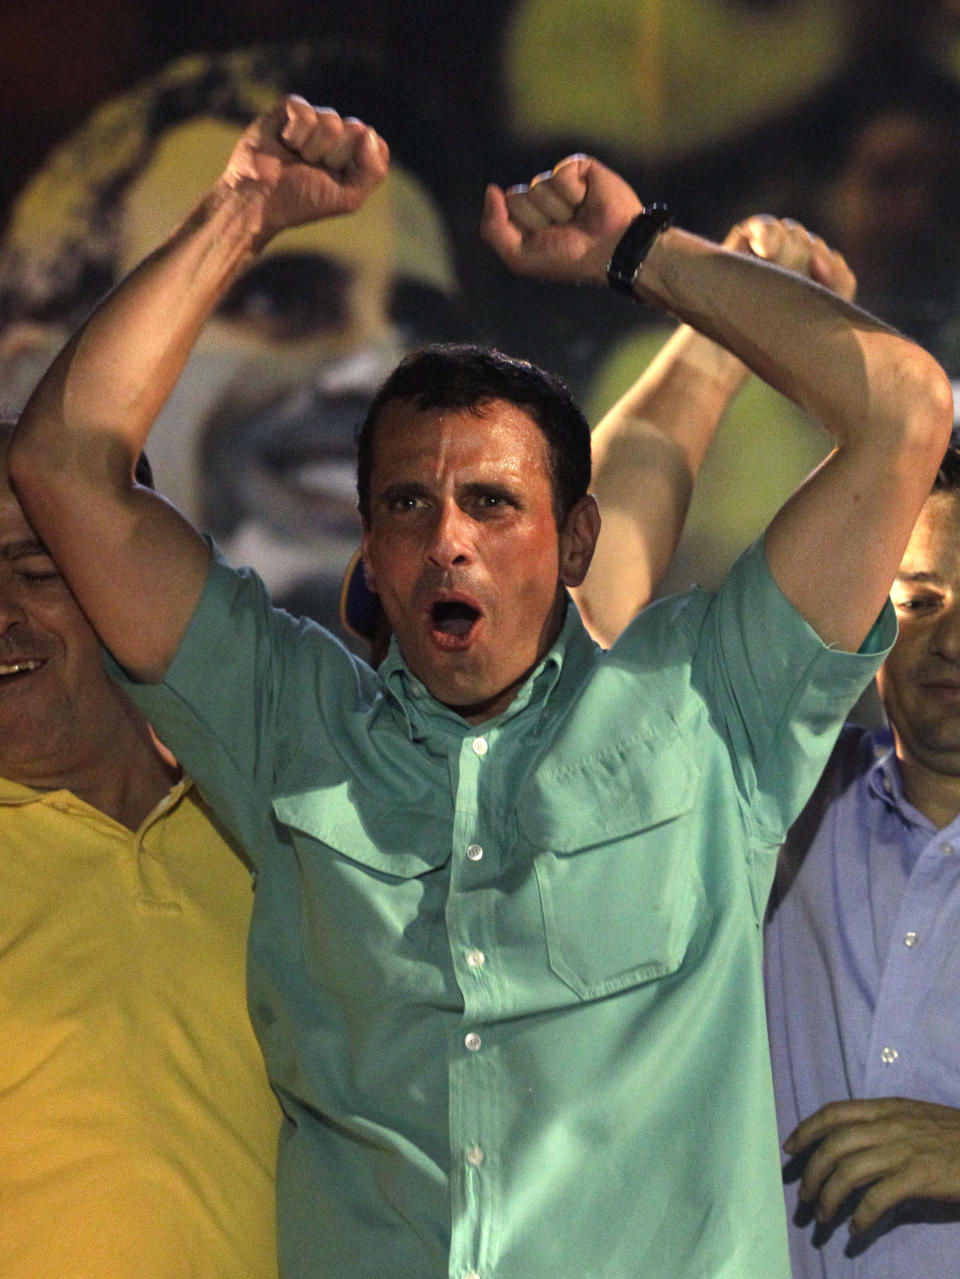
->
<box><xmin>10</xmin><ymin>97</ymin><xmax>953</xmax><ymax>1276</ymax></box>
<box><xmin>765</xmin><ymin>430</ymin><xmax>960</xmax><ymax>1277</ymax></box>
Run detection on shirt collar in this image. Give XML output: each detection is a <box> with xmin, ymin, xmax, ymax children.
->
<box><xmin>867</xmin><ymin>731</ymin><xmax>899</xmax><ymax>802</ymax></box>
<box><xmin>866</xmin><ymin>728</ymin><xmax>933</xmax><ymax>830</ymax></box>
<box><xmin>0</xmin><ymin>775</ymin><xmax>44</xmax><ymax>806</ymax></box>
<box><xmin>0</xmin><ymin>771</ymin><xmax>194</xmax><ymax>819</ymax></box>
<box><xmin>377</xmin><ymin>593</ymin><xmax>597</xmax><ymax>741</ymax></box>
<box><xmin>865</xmin><ymin>726</ymin><xmax>960</xmax><ymax>840</ymax></box>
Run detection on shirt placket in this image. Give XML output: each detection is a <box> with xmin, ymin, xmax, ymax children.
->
<box><xmin>864</xmin><ymin>825</ymin><xmax>960</xmax><ymax>1097</ymax></box>
<box><xmin>447</xmin><ymin>728</ymin><xmax>501</xmax><ymax>1279</ymax></box>
<box><xmin>856</xmin><ymin>822</ymin><xmax>960</xmax><ymax>1279</ymax></box>
<box><xmin>133</xmin><ymin>785</ymin><xmax>186</xmax><ymax>908</ymax></box>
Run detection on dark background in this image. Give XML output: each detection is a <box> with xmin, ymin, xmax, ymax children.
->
<box><xmin>4</xmin><ymin>0</ymin><xmax>960</xmax><ymax>379</ymax></box>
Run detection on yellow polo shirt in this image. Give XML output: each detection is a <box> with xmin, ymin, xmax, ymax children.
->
<box><xmin>0</xmin><ymin>775</ymin><xmax>279</xmax><ymax>1277</ymax></box>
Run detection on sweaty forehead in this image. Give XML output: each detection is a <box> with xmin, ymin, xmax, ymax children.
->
<box><xmin>370</xmin><ymin>398</ymin><xmax>549</xmax><ymax>477</ymax></box>
<box><xmin>0</xmin><ymin>432</ymin><xmax>40</xmax><ymax>543</ymax></box>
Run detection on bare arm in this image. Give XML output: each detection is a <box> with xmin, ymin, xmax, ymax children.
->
<box><xmin>575</xmin><ymin>217</ymin><xmax>857</xmax><ymax>644</ymax></box>
<box><xmin>9</xmin><ymin>97</ymin><xmax>388</xmax><ymax>681</ymax></box>
<box><xmin>481</xmin><ymin>157</ymin><xmax>954</xmax><ymax>650</ymax></box>
<box><xmin>786</xmin><ymin>1097</ymin><xmax>960</xmax><ymax>1235</ymax></box>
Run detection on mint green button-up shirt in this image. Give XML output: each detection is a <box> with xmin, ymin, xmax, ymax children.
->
<box><xmin>118</xmin><ymin>539</ymin><xmax>893</xmax><ymax>1279</ymax></box>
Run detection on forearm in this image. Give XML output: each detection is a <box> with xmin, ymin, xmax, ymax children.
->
<box><xmin>577</xmin><ymin>325</ymin><xmax>747</xmax><ymax>643</ymax></box>
<box><xmin>7</xmin><ymin>97</ymin><xmax>388</xmax><ymax>683</ymax></box>
<box><xmin>594</xmin><ymin>324</ymin><xmax>748</xmax><ymax>472</ymax></box>
<box><xmin>636</xmin><ymin>226</ymin><xmax>947</xmax><ymax>452</ymax></box>
<box><xmin>14</xmin><ymin>178</ymin><xmax>265</xmax><ymax>483</ymax></box>
<box><xmin>486</xmin><ymin>154</ymin><xmax>953</xmax><ymax>650</ymax></box>
<box><xmin>634</xmin><ymin>229</ymin><xmax>952</xmax><ymax>646</ymax></box>
<box><xmin>5</xmin><ymin>182</ymin><xmax>258</xmax><ymax>679</ymax></box>
<box><xmin>13</xmin><ymin>96</ymin><xmax>387</xmax><ymax>500</ymax></box>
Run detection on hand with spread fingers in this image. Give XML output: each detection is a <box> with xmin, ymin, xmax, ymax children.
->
<box><xmin>480</xmin><ymin>154</ymin><xmax>642</xmax><ymax>284</ymax></box>
<box><xmin>221</xmin><ymin>94</ymin><xmax>389</xmax><ymax>248</ymax></box>
<box><xmin>786</xmin><ymin>1096</ymin><xmax>960</xmax><ymax>1235</ymax></box>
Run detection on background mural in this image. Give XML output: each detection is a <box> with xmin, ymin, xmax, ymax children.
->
<box><xmin>3</xmin><ymin>0</ymin><xmax>960</xmax><ymax>646</ymax></box>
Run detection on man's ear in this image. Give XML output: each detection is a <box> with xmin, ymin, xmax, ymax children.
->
<box><xmin>360</xmin><ymin>528</ymin><xmax>378</xmax><ymax>594</ymax></box>
<box><xmin>559</xmin><ymin>494</ymin><xmax>601</xmax><ymax>588</ymax></box>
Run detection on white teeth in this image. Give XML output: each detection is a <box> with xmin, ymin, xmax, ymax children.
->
<box><xmin>0</xmin><ymin>660</ymin><xmax>42</xmax><ymax>676</ymax></box>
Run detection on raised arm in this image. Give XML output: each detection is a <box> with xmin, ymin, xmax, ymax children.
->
<box><xmin>575</xmin><ymin>216</ymin><xmax>857</xmax><ymax>645</ymax></box>
<box><xmin>481</xmin><ymin>157</ymin><xmax>954</xmax><ymax>650</ymax></box>
<box><xmin>9</xmin><ymin>97</ymin><xmax>388</xmax><ymax>681</ymax></box>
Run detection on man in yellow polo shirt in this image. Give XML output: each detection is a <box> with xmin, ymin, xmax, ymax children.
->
<box><xmin>0</xmin><ymin>421</ymin><xmax>279</xmax><ymax>1276</ymax></box>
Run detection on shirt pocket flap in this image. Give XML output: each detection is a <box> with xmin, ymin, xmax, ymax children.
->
<box><xmin>274</xmin><ymin>788</ymin><xmax>451</xmax><ymax>879</ymax></box>
<box><xmin>519</xmin><ymin>734</ymin><xmax>707</xmax><ymax>1001</ymax></box>
<box><xmin>518</xmin><ymin>730</ymin><xmax>699</xmax><ymax>851</ymax></box>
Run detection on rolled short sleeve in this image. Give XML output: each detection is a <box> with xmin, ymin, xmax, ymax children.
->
<box><xmin>692</xmin><ymin>537</ymin><xmax>895</xmax><ymax>840</ymax></box>
<box><xmin>106</xmin><ymin>547</ymin><xmax>370</xmax><ymax>863</ymax></box>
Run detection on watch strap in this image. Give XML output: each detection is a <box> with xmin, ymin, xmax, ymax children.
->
<box><xmin>606</xmin><ymin>204</ymin><xmax>673</xmax><ymax>297</ymax></box>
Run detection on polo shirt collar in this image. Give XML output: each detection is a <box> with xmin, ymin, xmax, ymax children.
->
<box><xmin>0</xmin><ymin>776</ymin><xmax>42</xmax><ymax>806</ymax></box>
<box><xmin>0</xmin><ymin>772</ymin><xmax>194</xmax><ymax>823</ymax></box>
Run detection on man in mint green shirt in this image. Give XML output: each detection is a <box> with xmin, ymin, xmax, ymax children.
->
<box><xmin>11</xmin><ymin>98</ymin><xmax>953</xmax><ymax>1277</ymax></box>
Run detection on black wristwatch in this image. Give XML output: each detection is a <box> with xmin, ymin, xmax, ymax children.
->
<box><xmin>606</xmin><ymin>204</ymin><xmax>673</xmax><ymax>297</ymax></box>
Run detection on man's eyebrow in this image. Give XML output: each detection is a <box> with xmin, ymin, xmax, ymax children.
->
<box><xmin>379</xmin><ymin>481</ymin><xmax>431</xmax><ymax>503</ymax></box>
<box><xmin>461</xmin><ymin>480</ymin><xmax>518</xmax><ymax>496</ymax></box>
<box><xmin>894</xmin><ymin>570</ymin><xmax>941</xmax><ymax>585</ymax></box>
<box><xmin>1</xmin><ymin>538</ymin><xmax>51</xmax><ymax>562</ymax></box>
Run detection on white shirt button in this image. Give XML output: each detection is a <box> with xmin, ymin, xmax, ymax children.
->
<box><xmin>466</xmin><ymin>1145</ymin><xmax>485</xmax><ymax>1166</ymax></box>
<box><xmin>466</xmin><ymin>843</ymin><xmax>484</xmax><ymax>862</ymax></box>
<box><xmin>904</xmin><ymin>931</ymin><xmax>918</xmax><ymax>948</ymax></box>
<box><xmin>941</xmin><ymin>841</ymin><xmax>955</xmax><ymax>856</ymax></box>
<box><xmin>467</xmin><ymin>948</ymin><xmax>486</xmax><ymax>969</ymax></box>
<box><xmin>464</xmin><ymin>1032</ymin><xmax>482</xmax><ymax>1052</ymax></box>
<box><xmin>880</xmin><ymin>1046</ymin><xmax>899</xmax><ymax>1064</ymax></box>
<box><xmin>472</xmin><ymin>736</ymin><xmax>488</xmax><ymax>757</ymax></box>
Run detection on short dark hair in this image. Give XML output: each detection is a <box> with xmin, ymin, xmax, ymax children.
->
<box><xmin>933</xmin><ymin>425</ymin><xmax>960</xmax><ymax>494</ymax></box>
<box><xmin>356</xmin><ymin>343</ymin><xmax>591</xmax><ymax>526</ymax></box>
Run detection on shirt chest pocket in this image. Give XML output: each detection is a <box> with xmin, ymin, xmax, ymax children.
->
<box><xmin>521</xmin><ymin>734</ymin><xmax>710</xmax><ymax>1001</ymax></box>
<box><xmin>273</xmin><ymin>787</ymin><xmax>454</xmax><ymax>989</ymax></box>
<box><xmin>274</xmin><ymin>787</ymin><xmax>452</xmax><ymax>879</ymax></box>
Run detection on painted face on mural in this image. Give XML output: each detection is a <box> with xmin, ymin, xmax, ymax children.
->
<box><xmin>1</xmin><ymin>113</ymin><xmax>459</xmax><ymax>641</ymax></box>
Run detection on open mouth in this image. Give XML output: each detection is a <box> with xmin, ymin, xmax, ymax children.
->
<box><xmin>430</xmin><ymin>600</ymin><xmax>481</xmax><ymax>646</ymax></box>
<box><xmin>0</xmin><ymin>660</ymin><xmax>43</xmax><ymax>683</ymax></box>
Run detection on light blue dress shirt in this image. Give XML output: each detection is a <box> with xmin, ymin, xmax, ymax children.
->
<box><xmin>766</xmin><ymin>724</ymin><xmax>960</xmax><ymax>1277</ymax></box>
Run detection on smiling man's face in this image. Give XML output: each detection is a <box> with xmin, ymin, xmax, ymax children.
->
<box><xmin>881</xmin><ymin>489</ymin><xmax>960</xmax><ymax>776</ymax></box>
<box><xmin>361</xmin><ymin>398</ymin><xmax>595</xmax><ymax>722</ymax></box>
<box><xmin>0</xmin><ymin>437</ymin><xmax>114</xmax><ymax>777</ymax></box>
